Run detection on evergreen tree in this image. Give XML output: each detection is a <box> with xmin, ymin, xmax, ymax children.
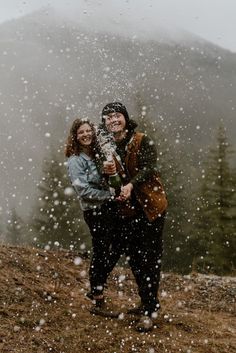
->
<box><xmin>193</xmin><ymin>125</ymin><xmax>236</xmax><ymax>274</ymax></box>
<box><xmin>6</xmin><ymin>208</ymin><xmax>25</xmax><ymax>245</ymax></box>
<box><xmin>30</xmin><ymin>148</ymin><xmax>90</xmax><ymax>251</ymax></box>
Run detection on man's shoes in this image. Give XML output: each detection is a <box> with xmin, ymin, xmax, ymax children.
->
<box><xmin>135</xmin><ymin>315</ymin><xmax>154</xmax><ymax>332</ymax></box>
<box><xmin>127</xmin><ymin>304</ymin><xmax>144</xmax><ymax>316</ymax></box>
<box><xmin>89</xmin><ymin>299</ymin><xmax>120</xmax><ymax>318</ymax></box>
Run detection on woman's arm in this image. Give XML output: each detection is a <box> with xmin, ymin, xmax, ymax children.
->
<box><xmin>67</xmin><ymin>156</ymin><xmax>111</xmax><ymax>202</ymax></box>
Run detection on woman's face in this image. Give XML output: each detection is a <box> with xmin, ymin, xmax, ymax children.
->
<box><xmin>77</xmin><ymin>123</ymin><xmax>93</xmax><ymax>147</ymax></box>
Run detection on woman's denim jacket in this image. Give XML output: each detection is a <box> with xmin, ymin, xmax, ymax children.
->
<box><xmin>67</xmin><ymin>153</ymin><xmax>111</xmax><ymax>211</ymax></box>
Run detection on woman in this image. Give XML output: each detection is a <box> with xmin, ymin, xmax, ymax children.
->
<box><xmin>65</xmin><ymin>118</ymin><xmax>119</xmax><ymax>318</ymax></box>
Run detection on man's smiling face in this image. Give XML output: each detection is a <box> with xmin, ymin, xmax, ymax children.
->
<box><xmin>104</xmin><ymin>112</ymin><xmax>126</xmax><ymax>134</ymax></box>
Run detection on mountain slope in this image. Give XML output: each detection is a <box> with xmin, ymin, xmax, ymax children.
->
<box><xmin>0</xmin><ymin>244</ymin><xmax>235</xmax><ymax>353</ymax></box>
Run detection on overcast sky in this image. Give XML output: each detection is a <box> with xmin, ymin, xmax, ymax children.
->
<box><xmin>0</xmin><ymin>0</ymin><xmax>236</xmax><ymax>52</ymax></box>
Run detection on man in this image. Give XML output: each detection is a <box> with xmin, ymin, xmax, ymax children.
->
<box><xmin>101</xmin><ymin>102</ymin><xmax>168</xmax><ymax>332</ymax></box>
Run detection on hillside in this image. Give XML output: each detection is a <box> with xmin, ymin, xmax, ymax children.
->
<box><xmin>0</xmin><ymin>244</ymin><xmax>235</xmax><ymax>353</ymax></box>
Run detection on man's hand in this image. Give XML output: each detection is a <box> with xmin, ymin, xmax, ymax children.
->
<box><xmin>117</xmin><ymin>183</ymin><xmax>133</xmax><ymax>201</ymax></box>
<box><xmin>103</xmin><ymin>160</ymin><xmax>116</xmax><ymax>175</ymax></box>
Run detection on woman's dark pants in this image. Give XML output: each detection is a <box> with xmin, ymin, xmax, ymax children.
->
<box><xmin>83</xmin><ymin>202</ymin><xmax>118</xmax><ymax>296</ymax></box>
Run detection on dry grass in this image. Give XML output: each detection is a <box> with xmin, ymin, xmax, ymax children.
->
<box><xmin>0</xmin><ymin>244</ymin><xmax>235</xmax><ymax>353</ymax></box>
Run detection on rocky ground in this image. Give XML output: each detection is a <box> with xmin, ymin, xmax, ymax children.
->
<box><xmin>0</xmin><ymin>244</ymin><xmax>235</xmax><ymax>353</ymax></box>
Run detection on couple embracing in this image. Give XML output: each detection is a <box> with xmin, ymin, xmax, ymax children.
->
<box><xmin>65</xmin><ymin>102</ymin><xmax>167</xmax><ymax>332</ymax></box>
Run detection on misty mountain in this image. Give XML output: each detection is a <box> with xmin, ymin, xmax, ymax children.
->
<box><xmin>0</xmin><ymin>8</ymin><xmax>236</xmax><ymax>223</ymax></box>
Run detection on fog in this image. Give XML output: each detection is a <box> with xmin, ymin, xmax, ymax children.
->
<box><xmin>1</xmin><ymin>0</ymin><xmax>236</xmax><ymax>52</ymax></box>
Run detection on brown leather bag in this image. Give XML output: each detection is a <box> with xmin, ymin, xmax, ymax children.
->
<box><xmin>121</xmin><ymin>132</ymin><xmax>168</xmax><ymax>222</ymax></box>
<box><xmin>135</xmin><ymin>172</ymin><xmax>168</xmax><ymax>222</ymax></box>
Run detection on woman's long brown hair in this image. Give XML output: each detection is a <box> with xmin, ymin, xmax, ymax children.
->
<box><xmin>64</xmin><ymin>118</ymin><xmax>97</xmax><ymax>158</ymax></box>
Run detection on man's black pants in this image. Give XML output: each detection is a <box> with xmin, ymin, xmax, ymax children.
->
<box><xmin>110</xmin><ymin>211</ymin><xmax>165</xmax><ymax>315</ymax></box>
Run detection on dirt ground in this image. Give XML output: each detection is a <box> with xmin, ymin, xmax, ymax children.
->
<box><xmin>0</xmin><ymin>244</ymin><xmax>235</xmax><ymax>353</ymax></box>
